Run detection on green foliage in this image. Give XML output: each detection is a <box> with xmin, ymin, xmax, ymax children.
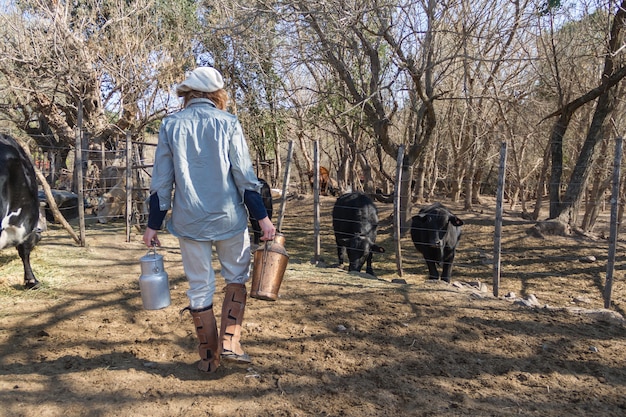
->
<box><xmin>144</xmin><ymin>119</ymin><xmax>162</xmax><ymax>135</ymax></box>
<box><xmin>539</xmin><ymin>0</ymin><xmax>563</xmax><ymax>15</ymax></box>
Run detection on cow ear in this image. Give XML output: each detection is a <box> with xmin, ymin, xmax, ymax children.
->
<box><xmin>372</xmin><ymin>244</ymin><xmax>385</xmax><ymax>253</ymax></box>
<box><xmin>450</xmin><ymin>216</ymin><xmax>463</xmax><ymax>226</ymax></box>
<box><xmin>415</xmin><ymin>213</ymin><xmax>428</xmax><ymax>222</ymax></box>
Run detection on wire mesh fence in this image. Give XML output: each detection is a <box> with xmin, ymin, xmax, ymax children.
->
<box><xmin>22</xmin><ymin>134</ymin><xmax>626</xmax><ymax>312</ymax></box>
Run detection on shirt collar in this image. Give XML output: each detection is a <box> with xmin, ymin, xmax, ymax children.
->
<box><xmin>186</xmin><ymin>98</ymin><xmax>217</xmax><ymax>108</ymax></box>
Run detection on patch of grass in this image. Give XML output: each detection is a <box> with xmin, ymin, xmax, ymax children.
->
<box><xmin>0</xmin><ymin>252</ymin><xmax>69</xmax><ymax>301</ymax></box>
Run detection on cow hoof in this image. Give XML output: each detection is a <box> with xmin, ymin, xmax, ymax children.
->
<box><xmin>24</xmin><ymin>280</ymin><xmax>40</xmax><ymax>290</ymax></box>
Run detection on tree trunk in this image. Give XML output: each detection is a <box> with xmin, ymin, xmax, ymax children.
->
<box><xmin>532</xmin><ymin>141</ymin><xmax>552</xmax><ymax>220</ymax></box>
<box><xmin>580</xmin><ymin>138</ymin><xmax>611</xmax><ymax>232</ymax></box>
<box><xmin>357</xmin><ymin>153</ymin><xmax>375</xmax><ymax>195</ymax></box>
<box><xmin>463</xmin><ymin>160</ymin><xmax>474</xmax><ymax>210</ymax></box>
<box><xmin>548</xmin><ymin>0</ymin><xmax>626</xmax><ymax>221</ymax></box>
<box><xmin>413</xmin><ymin>159</ymin><xmax>426</xmax><ymax>204</ymax></box>
<box><xmin>556</xmin><ymin>91</ymin><xmax>617</xmax><ymax>223</ymax></box>
<box><xmin>472</xmin><ymin>164</ymin><xmax>484</xmax><ymax>205</ymax></box>
<box><xmin>548</xmin><ymin>114</ymin><xmax>570</xmax><ymax>218</ymax></box>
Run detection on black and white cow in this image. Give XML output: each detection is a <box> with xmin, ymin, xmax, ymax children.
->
<box><xmin>410</xmin><ymin>202</ymin><xmax>463</xmax><ymax>282</ymax></box>
<box><xmin>332</xmin><ymin>192</ymin><xmax>385</xmax><ymax>275</ymax></box>
<box><xmin>0</xmin><ymin>134</ymin><xmax>43</xmax><ymax>289</ymax></box>
<box><xmin>249</xmin><ymin>178</ymin><xmax>273</xmax><ymax>245</ymax></box>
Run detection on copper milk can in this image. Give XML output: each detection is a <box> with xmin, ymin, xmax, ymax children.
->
<box><xmin>250</xmin><ymin>233</ymin><xmax>289</xmax><ymax>301</ymax></box>
<box><xmin>138</xmin><ymin>247</ymin><xmax>171</xmax><ymax>310</ymax></box>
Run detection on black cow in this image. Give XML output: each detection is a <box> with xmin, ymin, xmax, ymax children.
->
<box><xmin>38</xmin><ymin>189</ymin><xmax>79</xmax><ymax>222</ymax></box>
<box><xmin>0</xmin><ymin>134</ymin><xmax>43</xmax><ymax>289</ymax></box>
<box><xmin>410</xmin><ymin>202</ymin><xmax>463</xmax><ymax>282</ymax></box>
<box><xmin>249</xmin><ymin>179</ymin><xmax>273</xmax><ymax>245</ymax></box>
<box><xmin>332</xmin><ymin>192</ymin><xmax>385</xmax><ymax>275</ymax></box>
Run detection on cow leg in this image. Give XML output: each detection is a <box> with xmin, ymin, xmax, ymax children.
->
<box><xmin>440</xmin><ymin>262</ymin><xmax>452</xmax><ymax>282</ymax></box>
<box><xmin>441</xmin><ymin>250</ymin><xmax>455</xmax><ymax>283</ymax></box>
<box><xmin>16</xmin><ymin>229</ymin><xmax>41</xmax><ymax>289</ymax></box>
<box><xmin>365</xmin><ymin>252</ymin><xmax>374</xmax><ymax>276</ymax></box>
<box><xmin>336</xmin><ymin>245</ymin><xmax>345</xmax><ymax>266</ymax></box>
<box><xmin>17</xmin><ymin>243</ymin><xmax>39</xmax><ymax>289</ymax></box>
<box><xmin>425</xmin><ymin>261</ymin><xmax>440</xmax><ymax>281</ymax></box>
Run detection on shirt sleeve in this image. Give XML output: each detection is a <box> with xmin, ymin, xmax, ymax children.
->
<box><xmin>244</xmin><ymin>190</ymin><xmax>268</xmax><ymax>220</ymax></box>
<box><xmin>227</xmin><ymin>118</ymin><xmax>264</xmax><ymax>196</ymax></box>
<box><xmin>150</xmin><ymin>121</ymin><xmax>175</xmax><ymax>211</ymax></box>
<box><xmin>147</xmin><ymin>193</ymin><xmax>168</xmax><ymax>230</ymax></box>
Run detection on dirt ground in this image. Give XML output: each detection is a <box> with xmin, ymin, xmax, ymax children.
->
<box><xmin>1</xmin><ymin>195</ymin><xmax>625</xmax><ymax>417</ymax></box>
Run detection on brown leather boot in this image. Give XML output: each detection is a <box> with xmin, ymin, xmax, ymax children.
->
<box><xmin>220</xmin><ymin>283</ymin><xmax>251</xmax><ymax>363</ymax></box>
<box><xmin>188</xmin><ymin>305</ymin><xmax>220</xmax><ymax>373</ymax></box>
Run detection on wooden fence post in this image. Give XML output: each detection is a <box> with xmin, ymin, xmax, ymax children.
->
<box><xmin>74</xmin><ymin>101</ymin><xmax>86</xmax><ymax>246</ymax></box>
<box><xmin>125</xmin><ymin>131</ymin><xmax>132</xmax><ymax>242</ymax></box>
<box><xmin>604</xmin><ymin>136</ymin><xmax>623</xmax><ymax>309</ymax></box>
<box><xmin>493</xmin><ymin>141</ymin><xmax>507</xmax><ymax>297</ymax></box>
<box><xmin>312</xmin><ymin>140</ymin><xmax>320</xmax><ymax>264</ymax></box>
<box><xmin>394</xmin><ymin>145</ymin><xmax>405</xmax><ymax>277</ymax></box>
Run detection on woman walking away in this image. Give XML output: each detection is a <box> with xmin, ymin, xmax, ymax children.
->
<box><xmin>143</xmin><ymin>66</ymin><xmax>276</xmax><ymax>374</ymax></box>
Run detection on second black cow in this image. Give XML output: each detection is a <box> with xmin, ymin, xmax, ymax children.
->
<box><xmin>0</xmin><ymin>134</ymin><xmax>43</xmax><ymax>289</ymax></box>
<box><xmin>332</xmin><ymin>192</ymin><xmax>384</xmax><ymax>276</ymax></box>
<box><xmin>248</xmin><ymin>179</ymin><xmax>273</xmax><ymax>245</ymax></box>
<box><xmin>410</xmin><ymin>202</ymin><xmax>463</xmax><ymax>282</ymax></box>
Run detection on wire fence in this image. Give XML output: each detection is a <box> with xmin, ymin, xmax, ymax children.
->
<box><xmin>25</xmin><ymin>134</ymin><xmax>626</xmax><ymax>313</ymax></box>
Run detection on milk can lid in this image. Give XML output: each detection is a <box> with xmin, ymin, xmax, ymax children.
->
<box><xmin>140</xmin><ymin>247</ymin><xmax>163</xmax><ymax>262</ymax></box>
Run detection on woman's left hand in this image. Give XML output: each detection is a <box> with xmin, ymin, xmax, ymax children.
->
<box><xmin>258</xmin><ymin>216</ymin><xmax>276</xmax><ymax>241</ymax></box>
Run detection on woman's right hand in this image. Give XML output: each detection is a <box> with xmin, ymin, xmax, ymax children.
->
<box><xmin>143</xmin><ymin>227</ymin><xmax>161</xmax><ymax>247</ymax></box>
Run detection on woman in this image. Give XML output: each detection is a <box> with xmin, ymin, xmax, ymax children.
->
<box><xmin>143</xmin><ymin>66</ymin><xmax>275</xmax><ymax>373</ymax></box>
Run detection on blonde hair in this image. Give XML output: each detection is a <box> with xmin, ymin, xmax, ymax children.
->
<box><xmin>182</xmin><ymin>89</ymin><xmax>228</xmax><ymax>110</ymax></box>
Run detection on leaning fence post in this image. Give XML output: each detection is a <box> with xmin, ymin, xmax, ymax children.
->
<box><xmin>605</xmin><ymin>136</ymin><xmax>623</xmax><ymax>309</ymax></box>
<box><xmin>276</xmin><ymin>140</ymin><xmax>294</xmax><ymax>232</ymax></box>
<box><xmin>493</xmin><ymin>141</ymin><xmax>507</xmax><ymax>297</ymax></box>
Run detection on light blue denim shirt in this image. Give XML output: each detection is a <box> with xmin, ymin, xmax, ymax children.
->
<box><xmin>150</xmin><ymin>98</ymin><xmax>263</xmax><ymax>241</ymax></box>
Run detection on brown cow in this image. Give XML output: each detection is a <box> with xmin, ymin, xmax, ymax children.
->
<box><xmin>96</xmin><ymin>179</ymin><xmax>127</xmax><ymax>223</ymax></box>
<box><xmin>307</xmin><ymin>166</ymin><xmax>338</xmax><ymax>196</ymax></box>
<box><xmin>96</xmin><ymin>176</ymin><xmax>148</xmax><ymax>224</ymax></box>
<box><xmin>101</xmin><ymin>165</ymin><xmax>126</xmax><ymax>191</ymax></box>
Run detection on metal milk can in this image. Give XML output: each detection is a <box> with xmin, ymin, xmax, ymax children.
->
<box><xmin>139</xmin><ymin>247</ymin><xmax>171</xmax><ymax>310</ymax></box>
<box><xmin>250</xmin><ymin>233</ymin><xmax>289</xmax><ymax>301</ymax></box>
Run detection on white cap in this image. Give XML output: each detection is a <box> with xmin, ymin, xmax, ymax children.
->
<box><xmin>175</xmin><ymin>67</ymin><xmax>224</xmax><ymax>96</ymax></box>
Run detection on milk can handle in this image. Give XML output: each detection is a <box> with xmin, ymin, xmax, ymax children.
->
<box><xmin>257</xmin><ymin>239</ymin><xmax>274</xmax><ymax>278</ymax></box>
<box><xmin>147</xmin><ymin>244</ymin><xmax>161</xmax><ymax>273</ymax></box>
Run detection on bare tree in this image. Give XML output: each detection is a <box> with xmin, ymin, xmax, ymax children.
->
<box><xmin>0</xmin><ymin>0</ymin><xmax>197</xmax><ymax>185</ymax></box>
<box><xmin>544</xmin><ymin>0</ymin><xmax>626</xmax><ymax>222</ymax></box>
<box><xmin>433</xmin><ymin>0</ymin><xmax>532</xmax><ymax>210</ymax></box>
<box><xmin>282</xmin><ymin>0</ymin><xmax>445</xmax><ymax>231</ymax></box>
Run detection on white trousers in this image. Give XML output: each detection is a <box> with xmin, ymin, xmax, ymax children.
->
<box><xmin>178</xmin><ymin>229</ymin><xmax>251</xmax><ymax>309</ymax></box>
